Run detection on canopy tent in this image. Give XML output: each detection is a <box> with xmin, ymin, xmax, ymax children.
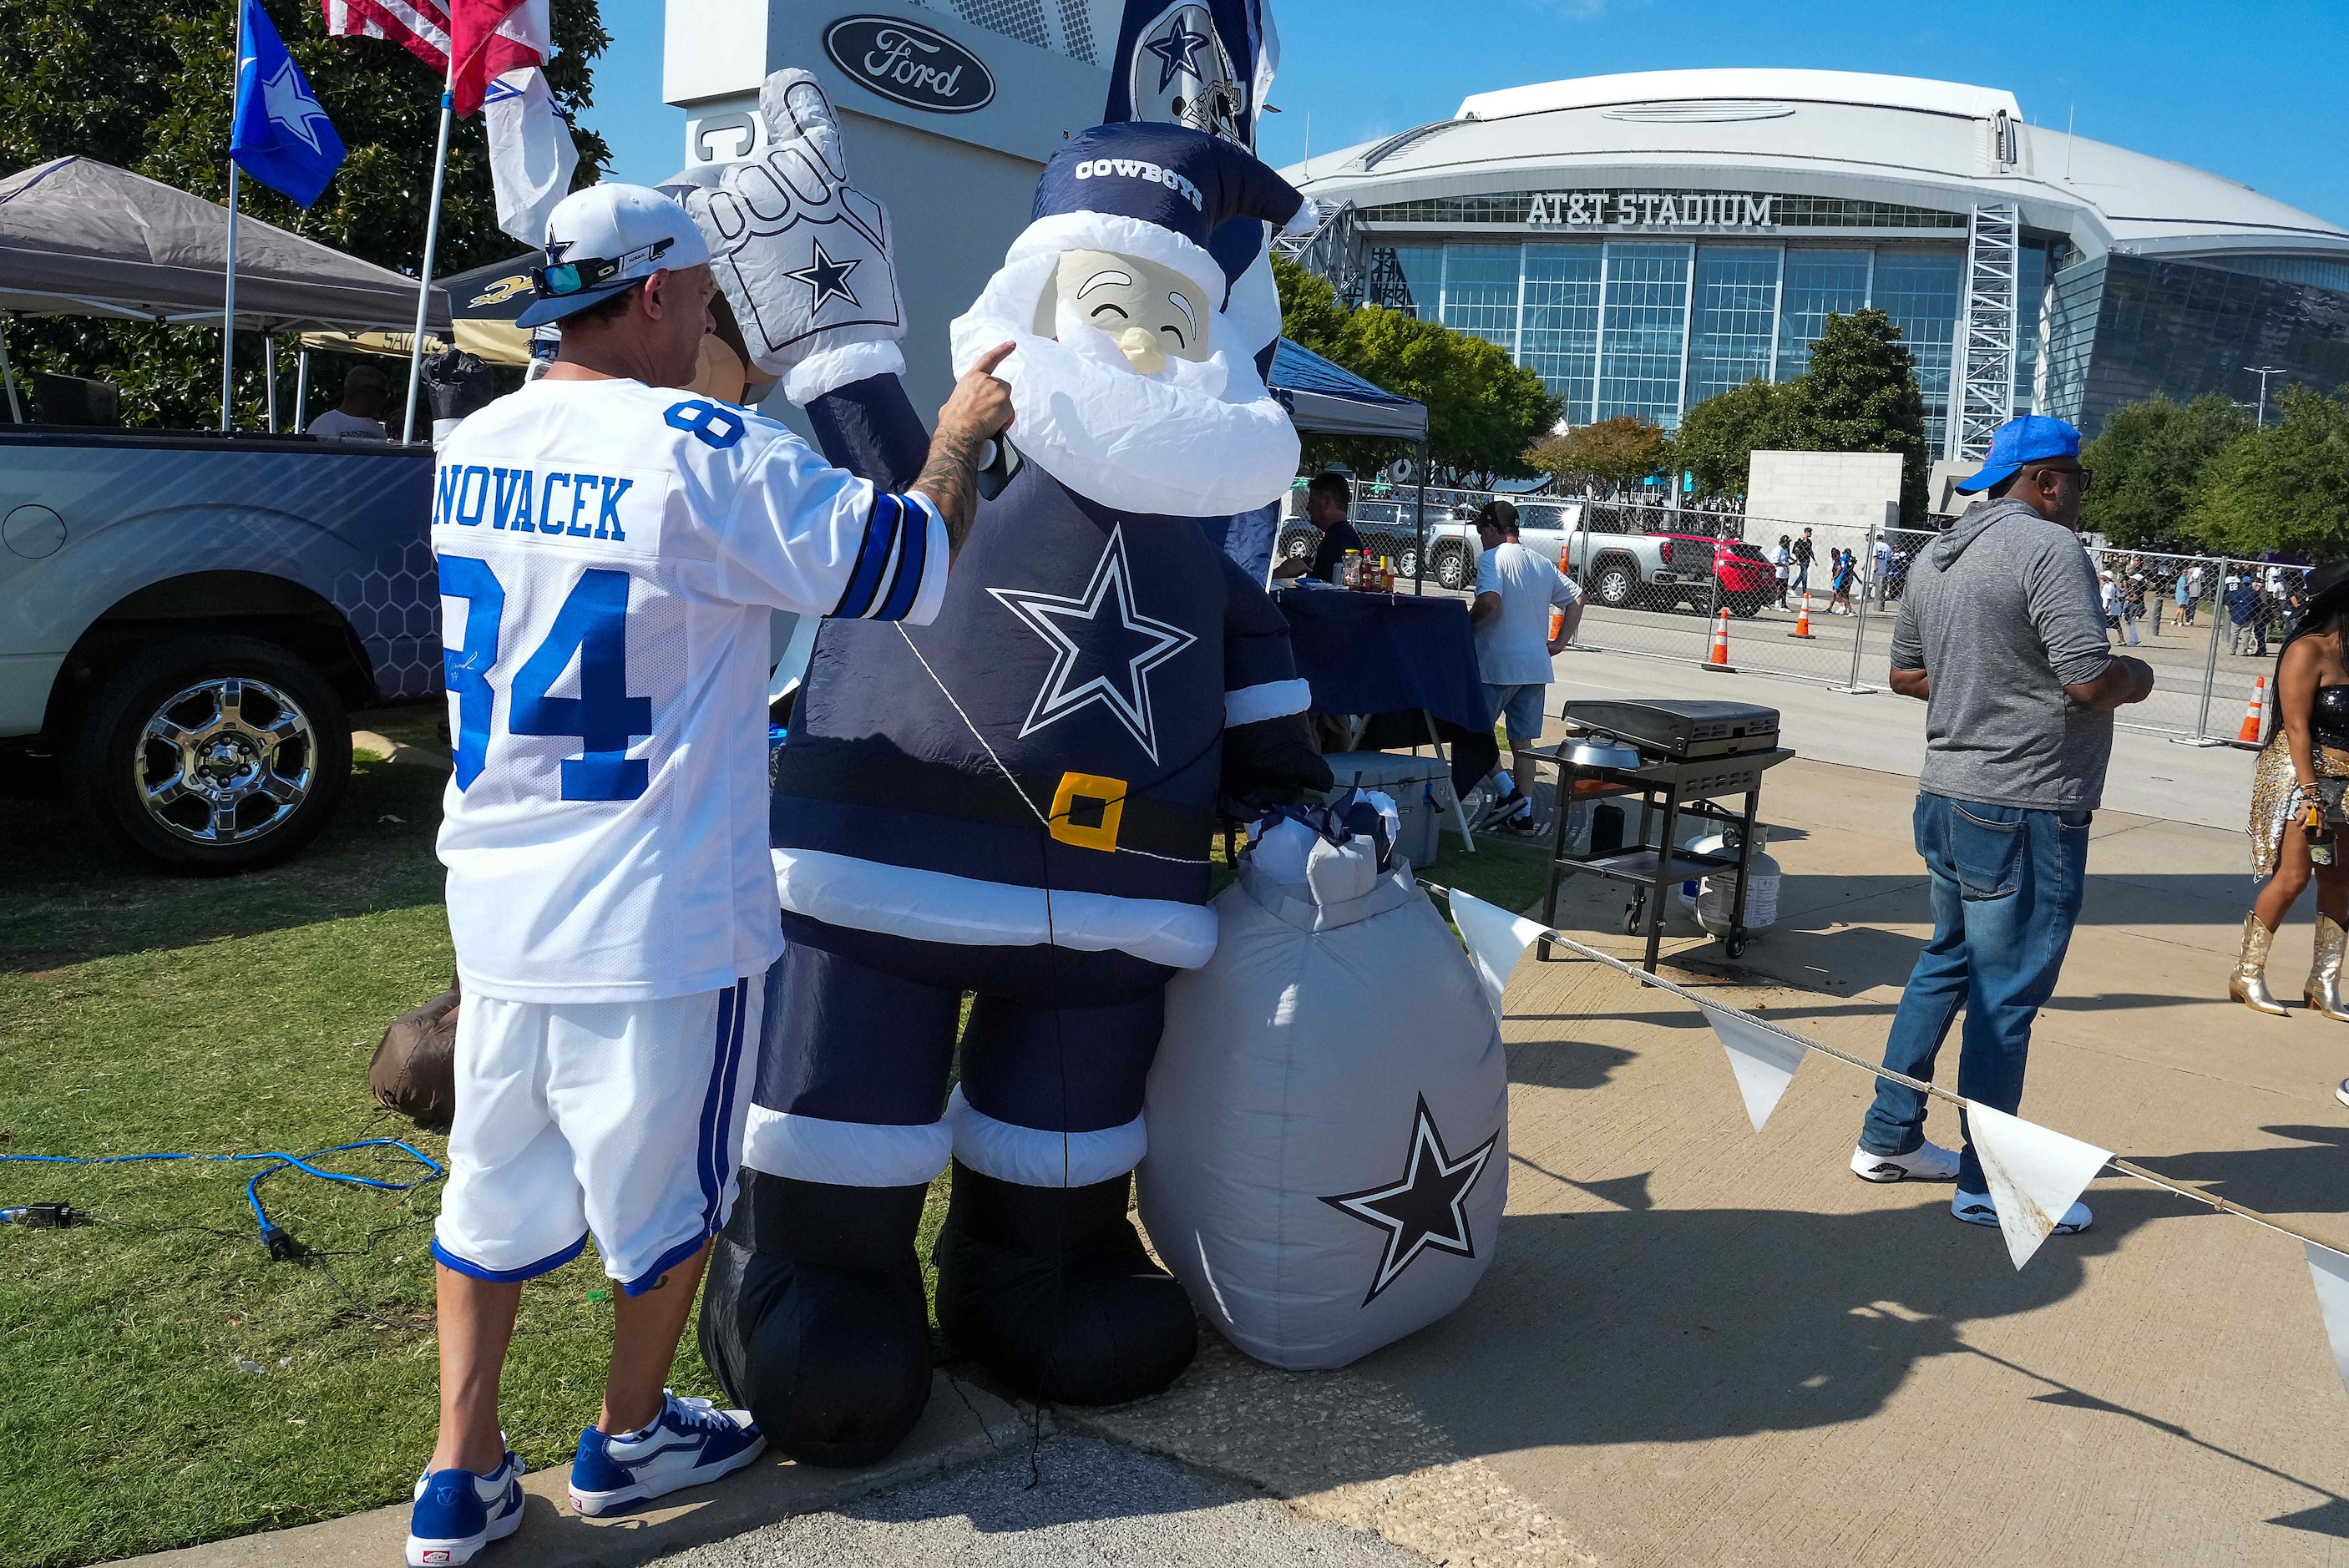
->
<box><xmin>1267</xmin><ymin>337</ymin><xmax>1427</xmax><ymax>442</ymax></box>
<box><xmin>0</xmin><ymin>157</ymin><xmax>450</xmax><ymax>333</ymax></box>
<box><xmin>301</xmin><ymin>251</ymin><xmax>536</xmax><ymax>367</ymax></box>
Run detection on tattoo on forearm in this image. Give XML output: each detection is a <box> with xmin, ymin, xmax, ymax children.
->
<box><xmin>912</xmin><ymin>426</ymin><xmax>986</xmax><ymax>556</ymax></box>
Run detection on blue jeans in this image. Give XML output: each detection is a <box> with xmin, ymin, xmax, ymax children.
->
<box><xmin>1860</xmin><ymin>793</ymin><xmax>2092</xmax><ymax>1192</ymax></box>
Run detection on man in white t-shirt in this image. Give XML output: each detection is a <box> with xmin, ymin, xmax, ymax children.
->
<box><xmin>406</xmin><ymin>183</ymin><xmax>1013</xmax><ymax>1568</ymax></box>
<box><xmin>1468</xmin><ymin>498</ymin><xmax>1582</xmax><ymax>832</ymax></box>
<box><xmin>306</xmin><ymin>362</ymin><xmax>390</xmax><ymax>439</ymax></box>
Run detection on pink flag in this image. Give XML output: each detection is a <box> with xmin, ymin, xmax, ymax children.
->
<box><xmin>449</xmin><ymin>0</ymin><xmax>549</xmax><ymax>115</ymax></box>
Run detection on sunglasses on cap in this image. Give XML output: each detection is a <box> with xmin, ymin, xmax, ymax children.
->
<box><xmin>531</xmin><ymin>238</ymin><xmax>677</xmax><ymax>301</ymax></box>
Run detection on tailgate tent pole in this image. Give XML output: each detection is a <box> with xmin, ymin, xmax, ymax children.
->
<box><xmin>1413</xmin><ymin>438</ymin><xmax>1428</xmax><ymax>596</ymax></box>
<box><xmin>0</xmin><ymin>313</ymin><xmax>20</xmax><ymax>422</ymax></box>
<box><xmin>292</xmin><ymin>348</ymin><xmax>310</xmax><ymax>434</ymax></box>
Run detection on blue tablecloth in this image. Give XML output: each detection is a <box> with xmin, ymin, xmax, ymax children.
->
<box><xmin>1273</xmin><ymin>587</ymin><xmax>1498</xmax><ymax>795</ymax></box>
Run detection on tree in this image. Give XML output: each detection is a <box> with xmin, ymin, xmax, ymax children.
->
<box><xmin>1672</xmin><ymin>378</ymin><xmax>1795</xmax><ymax>501</ymax></box>
<box><xmin>2190</xmin><ymin>386</ymin><xmax>2349</xmax><ymax>558</ymax></box>
<box><xmin>0</xmin><ymin>0</ymin><xmax>610</xmax><ymax>427</ymax></box>
<box><xmin>1270</xmin><ymin>260</ymin><xmax>1561</xmax><ymax>486</ymax></box>
<box><xmin>1785</xmin><ymin>308</ymin><xmax>1930</xmax><ymax>523</ymax></box>
<box><xmin>1525</xmin><ymin>416</ymin><xmax>1671</xmax><ymax>492</ymax></box>
<box><xmin>2080</xmin><ymin>393</ymin><xmax>2254</xmax><ymax>549</ymax></box>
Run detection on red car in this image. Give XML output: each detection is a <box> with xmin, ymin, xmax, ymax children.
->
<box><xmin>1654</xmin><ymin>532</ymin><xmax>1779</xmax><ymax>616</ymax></box>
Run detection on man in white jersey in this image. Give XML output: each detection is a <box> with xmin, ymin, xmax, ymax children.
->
<box><xmin>406</xmin><ymin>183</ymin><xmax>1013</xmax><ymax>1568</ymax></box>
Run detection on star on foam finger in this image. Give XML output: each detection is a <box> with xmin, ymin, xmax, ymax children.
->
<box><xmin>1320</xmin><ymin>1096</ymin><xmax>1496</xmax><ymax>1306</ymax></box>
<box><xmin>989</xmin><ymin>525</ymin><xmax>1196</xmax><ymax>764</ymax></box>
<box><xmin>785</xmin><ymin>238</ymin><xmax>863</xmax><ymax>312</ymax></box>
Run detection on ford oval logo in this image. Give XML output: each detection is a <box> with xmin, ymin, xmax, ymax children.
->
<box><xmin>823</xmin><ymin>17</ymin><xmax>995</xmax><ymax>115</ymax></box>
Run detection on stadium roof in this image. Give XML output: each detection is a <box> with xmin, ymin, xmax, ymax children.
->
<box><xmin>1287</xmin><ymin>68</ymin><xmax>2347</xmax><ymax>266</ymax></box>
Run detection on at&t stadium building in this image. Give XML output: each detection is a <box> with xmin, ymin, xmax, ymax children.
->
<box><xmin>1278</xmin><ymin>68</ymin><xmax>2349</xmax><ymax>462</ymax></box>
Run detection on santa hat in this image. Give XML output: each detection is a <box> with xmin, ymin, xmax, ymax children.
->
<box><xmin>1024</xmin><ymin>121</ymin><xmax>1315</xmax><ymax>310</ymax></box>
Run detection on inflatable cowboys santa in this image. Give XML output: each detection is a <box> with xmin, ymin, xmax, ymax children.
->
<box><xmin>680</xmin><ymin>73</ymin><xmax>1331</xmax><ymax>1464</ymax></box>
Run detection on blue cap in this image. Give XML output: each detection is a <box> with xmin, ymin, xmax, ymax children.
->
<box><xmin>1035</xmin><ymin>121</ymin><xmax>1304</xmax><ymax>261</ymax></box>
<box><xmin>1955</xmin><ymin>414</ymin><xmax>2083</xmax><ymax>494</ymax></box>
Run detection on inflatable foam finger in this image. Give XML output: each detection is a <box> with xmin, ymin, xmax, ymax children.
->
<box><xmin>1139</xmin><ymin>811</ymin><xmax>1509</xmax><ymax>1370</ymax></box>
<box><xmin>681</xmin><ymin>68</ymin><xmax>904</xmax><ymax>393</ymax></box>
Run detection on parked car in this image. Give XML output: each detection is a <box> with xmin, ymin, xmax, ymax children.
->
<box><xmin>0</xmin><ymin>427</ymin><xmax>439</xmax><ymax>872</ymax></box>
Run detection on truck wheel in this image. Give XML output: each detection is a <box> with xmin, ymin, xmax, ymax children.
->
<box><xmin>1398</xmin><ymin>547</ymin><xmax>1419</xmax><ymax>580</ymax></box>
<box><xmin>1591</xmin><ymin>556</ymin><xmax>1638</xmax><ymax>609</ymax></box>
<box><xmin>1280</xmin><ymin>529</ymin><xmax>1315</xmax><ymax>561</ymax></box>
<box><xmin>70</xmin><ymin>633</ymin><xmax>352</xmax><ymax>874</ymax></box>
<box><xmin>1434</xmin><ymin>545</ymin><xmax>1470</xmax><ymax>591</ymax></box>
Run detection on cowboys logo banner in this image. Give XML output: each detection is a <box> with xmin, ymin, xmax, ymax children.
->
<box><xmin>1104</xmin><ymin>0</ymin><xmax>1278</xmax><ymax>152</ymax></box>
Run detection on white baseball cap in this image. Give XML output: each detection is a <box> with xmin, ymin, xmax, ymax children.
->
<box><xmin>517</xmin><ymin>183</ymin><xmax>711</xmax><ymax>327</ymax></box>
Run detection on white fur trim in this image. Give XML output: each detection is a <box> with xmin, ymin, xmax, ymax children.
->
<box><xmin>1224</xmin><ymin>677</ymin><xmax>1310</xmax><ymax>726</ymax></box>
<box><xmin>1281</xmin><ymin>196</ymin><xmax>1319</xmax><ymax>237</ymax></box>
<box><xmin>772</xmin><ymin>847</ymin><xmax>1219</xmax><ymax>969</ymax></box>
<box><xmin>740</xmin><ymin>1105</ymin><xmax>951</xmax><ymax>1187</ymax></box>
<box><xmin>784</xmin><ymin>339</ymin><xmax>907</xmax><ymax>406</ymax></box>
<box><xmin>949</xmin><ymin>235</ymin><xmax>1299</xmax><ymax>518</ymax></box>
<box><xmin>945</xmin><ymin>1086</ymin><xmax>1147</xmax><ymax>1187</ymax></box>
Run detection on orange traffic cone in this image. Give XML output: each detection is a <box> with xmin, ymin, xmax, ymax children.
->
<box><xmin>2234</xmin><ymin>675</ymin><xmax>2268</xmax><ymax>747</ymax></box>
<box><xmin>1702</xmin><ymin>609</ymin><xmax>1737</xmax><ymax>673</ymax></box>
<box><xmin>1549</xmin><ymin>607</ymin><xmax>1565</xmax><ymax>642</ymax></box>
<box><xmin>1789</xmin><ymin>592</ymin><xmax>1815</xmax><ymax>639</ymax></box>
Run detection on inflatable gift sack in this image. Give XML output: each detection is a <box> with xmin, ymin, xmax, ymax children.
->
<box><xmin>1138</xmin><ymin>810</ymin><xmax>1508</xmax><ymax>1370</ymax></box>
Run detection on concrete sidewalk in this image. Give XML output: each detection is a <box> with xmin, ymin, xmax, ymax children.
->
<box><xmin>1086</xmin><ymin>756</ymin><xmax>2349</xmax><ymax>1567</ymax></box>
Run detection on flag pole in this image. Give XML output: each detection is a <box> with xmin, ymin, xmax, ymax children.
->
<box><xmin>220</xmin><ymin>0</ymin><xmax>246</xmax><ymax>433</ymax></box>
<box><xmin>402</xmin><ymin>56</ymin><xmax>456</xmax><ymax>444</ymax></box>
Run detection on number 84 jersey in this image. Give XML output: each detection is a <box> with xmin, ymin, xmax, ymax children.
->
<box><xmin>430</xmin><ymin>377</ymin><xmax>948</xmax><ymax>1004</ymax></box>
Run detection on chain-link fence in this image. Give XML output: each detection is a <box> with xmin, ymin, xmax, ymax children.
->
<box><xmin>1276</xmin><ymin>483</ymin><xmax>2311</xmax><ymax>742</ymax></box>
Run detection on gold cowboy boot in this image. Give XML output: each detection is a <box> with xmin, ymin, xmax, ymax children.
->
<box><xmin>2231</xmin><ymin>912</ymin><xmax>2289</xmax><ymax>1016</ymax></box>
<box><xmin>2307</xmin><ymin>913</ymin><xmax>2349</xmax><ymax>1021</ymax></box>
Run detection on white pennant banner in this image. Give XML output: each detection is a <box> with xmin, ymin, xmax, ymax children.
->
<box><xmin>1697</xmin><ymin>1002</ymin><xmax>1808</xmax><ymax>1131</ymax></box>
<box><xmin>2305</xmin><ymin>1242</ymin><xmax>2349</xmax><ymax>1395</ymax></box>
<box><xmin>1448</xmin><ymin>889</ymin><xmax>1549</xmax><ymax>1019</ymax></box>
<box><xmin>1967</xmin><ymin>1103</ymin><xmax>2111</xmax><ymax>1271</ymax></box>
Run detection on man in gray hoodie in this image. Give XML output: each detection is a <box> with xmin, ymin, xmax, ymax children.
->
<box><xmin>1850</xmin><ymin>416</ymin><xmax>2153</xmax><ymax>1235</ymax></box>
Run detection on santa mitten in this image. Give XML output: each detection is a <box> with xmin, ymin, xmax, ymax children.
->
<box><xmin>680</xmin><ymin>68</ymin><xmax>906</xmax><ymax>404</ymax></box>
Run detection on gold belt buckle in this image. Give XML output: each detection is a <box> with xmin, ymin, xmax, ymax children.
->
<box><xmin>1048</xmin><ymin>771</ymin><xmax>1127</xmax><ymax>852</ymax></box>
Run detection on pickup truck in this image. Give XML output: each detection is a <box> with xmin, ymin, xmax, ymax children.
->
<box><xmin>1284</xmin><ymin>499</ymin><xmax>1775</xmax><ymax>613</ymax></box>
<box><xmin>0</xmin><ymin>427</ymin><xmax>439</xmax><ymax>871</ymax></box>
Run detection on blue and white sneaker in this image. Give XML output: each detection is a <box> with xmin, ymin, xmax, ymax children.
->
<box><xmin>406</xmin><ymin>1448</ymin><xmax>524</xmax><ymax>1566</ymax></box>
<box><xmin>1953</xmin><ymin>1189</ymin><xmax>2092</xmax><ymax>1233</ymax></box>
<box><xmin>567</xmin><ymin>1391</ymin><xmax>765</xmax><ymax>1517</ymax></box>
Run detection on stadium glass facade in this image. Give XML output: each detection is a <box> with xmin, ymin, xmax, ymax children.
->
<box><xmin>1385</xmin><ymin>235</ymin><xmax>2017</xmax><ymax>453</ymax></box>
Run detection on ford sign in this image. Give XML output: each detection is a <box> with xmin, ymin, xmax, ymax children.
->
<box><xmin>824</xmin><ymin>17</ymin><xmax>995</xmax><ymax>115</ymax></box>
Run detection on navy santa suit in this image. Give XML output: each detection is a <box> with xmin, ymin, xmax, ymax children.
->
<box><xmin>757</xmin><ymin>396</ymin><xmax>1313</xmax><ymax>1171</ymax></box>
<box><xmin>701</xmin><ymin>120</ymin><xmax>1330</xmax><ymax>1461</ymax></box>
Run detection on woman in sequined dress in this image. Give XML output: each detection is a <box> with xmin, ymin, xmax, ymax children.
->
<box><xmin>2236</xmin><ymin>561</ymin><xmax>2349</xmax><ymax>1021</ymax></box>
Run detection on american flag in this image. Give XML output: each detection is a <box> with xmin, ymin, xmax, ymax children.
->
<box><xmin>321</xmin><ymin>0</ymin><xmax>549</xmax><ymax>115</ymax></box>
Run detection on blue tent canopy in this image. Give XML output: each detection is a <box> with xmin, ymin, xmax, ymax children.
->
<box><xmin>1267</xmin><ymin>337</ymin><xmax>1427</xmax><ymax>443</ymax></box>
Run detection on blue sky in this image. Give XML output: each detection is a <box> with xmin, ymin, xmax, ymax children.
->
<box><xmin>585</xmin><ymin>0</ymin><xmax>2348</xmax><ymax>225</ymax></box>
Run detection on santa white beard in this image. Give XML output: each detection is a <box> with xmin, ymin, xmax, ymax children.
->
<box><xmin>949</xmin><ymin>220</ymin><xmax>1299</xmax><ymax>520</ymax></box>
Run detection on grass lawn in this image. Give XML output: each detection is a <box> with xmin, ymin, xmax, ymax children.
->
<box><xmin>0</xmin><ymin>707</ymin><xmax>1548</xmax><ymax>1566</ymax></box>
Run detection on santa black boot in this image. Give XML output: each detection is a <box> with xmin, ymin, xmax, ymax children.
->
<box><xmin>932</xmin><ymin>1160</ymin><xmax>1196</xmax><ymax>1404</ymax></box>
<box><xmin>699</xmin><ymin>1171</ymin><xmax>932</xmax><ymax>1466</ymax></box>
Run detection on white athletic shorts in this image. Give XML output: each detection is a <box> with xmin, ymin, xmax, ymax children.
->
<box><xmin>431</xmin><ymin>976</ymin><xmax>759</xmax><ymax>1295</ymax></box>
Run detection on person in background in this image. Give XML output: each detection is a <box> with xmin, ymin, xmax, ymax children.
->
<box><xmin>1849</xmin><ymin>415</ymin><xmax>2151</xmax><ymax>1237</ymax></box>
<box><xmin>1826</xmin><ymin>547</ymin><xmax>1856</xmax><ymax>615</ymax></box>
<box><xmin>2235</xmin><ymin>562</ymin><xmax>2349</xmax><ymax>1026</ymax></box>
<box><xmin>1792</xmin><ymin>528</ymin><xmax>1816</xmax><ymax>598</ymax></box>
<box><xmin>1270</xmin><ymin>472</ymin><xmax>1364</xmax><ymax>583</ymax></box>
<box><xmin>2133</xmin><ymin>558</ymin><xmax>2159</xmax><ymax>638</ymax></box>
<box><xmin>1468</xmin><ymin>498</ymin><xmax>1582</xmax><ymax>835</ymax></box>
<box><xmin>2225</xmin><ymin>573</ymin><xmax>2259</xmax><ymax>655</ymax></box>
<box><xmin>1774</xmin><ymin>534</ymin><xmax>1794</xmax><ymax>608</ymax></box>
<box><xmin>2183</xmin><ymin>563</ymin><xmax>2204</xmax><ymax>627</ymax></box>
<box><xmin>2254</xmin><ymin>581</ymin><xmax>2278</xmax><ymax>658</ymax></box>
<box><xmin>1873</xmin><ymin>530</ymin><xmax>1895</xmax><ymax>608</ymax></box>
<box><xmin>307</xmin><ymin>363</ymin><xmax>390</xmax><ymax>439</ymax></box>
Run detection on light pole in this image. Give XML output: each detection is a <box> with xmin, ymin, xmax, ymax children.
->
<box><xmin>2245</xmin><ymin>366</ymin><xmax>2290</xmax><ymax>427</ymax></box>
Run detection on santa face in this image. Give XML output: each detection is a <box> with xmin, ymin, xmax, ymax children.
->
<box><xmin>1035</xmin><ymin>249</ymin><xmax>1212</xmax><ymax>375</ymax></box>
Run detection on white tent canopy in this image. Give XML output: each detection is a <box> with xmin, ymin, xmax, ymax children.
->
<box><xmin>0</xmin><ymin>156</ymin><xmax>450</xmax><ymax>333</ymax></box>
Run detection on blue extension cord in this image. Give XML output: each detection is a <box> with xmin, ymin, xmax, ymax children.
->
<box><xmin>0</xmin><ymin>1140</ymin><xmax>443</xmax><ymax>1257</ymax></box>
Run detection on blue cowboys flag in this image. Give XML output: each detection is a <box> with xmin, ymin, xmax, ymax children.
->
<box><xmin>230</xmin><ymin>0</ymin><xmax>347</xmax><ymax>209</ymax></box>
<box><xmin>1103</xmin><ymin>0</ymin><xmax>1276</xmax><ymax>151</ymax></box>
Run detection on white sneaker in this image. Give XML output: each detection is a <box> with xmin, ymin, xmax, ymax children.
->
<box><xmin>1850</xmin><ymin>1141</ymin><xmax>1960</xmax><ymax>1182</ymax></box>
<box><xmin>1952</xmin><ymin>1189</ymin><xmax>2092</xmax><ymax>1233</ymax></box>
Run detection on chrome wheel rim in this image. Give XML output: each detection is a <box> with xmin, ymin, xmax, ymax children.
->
<box><xmin>134</xmin><ymin>676</ymin><xmax>316</xmax><ymax>847</ymax></box>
